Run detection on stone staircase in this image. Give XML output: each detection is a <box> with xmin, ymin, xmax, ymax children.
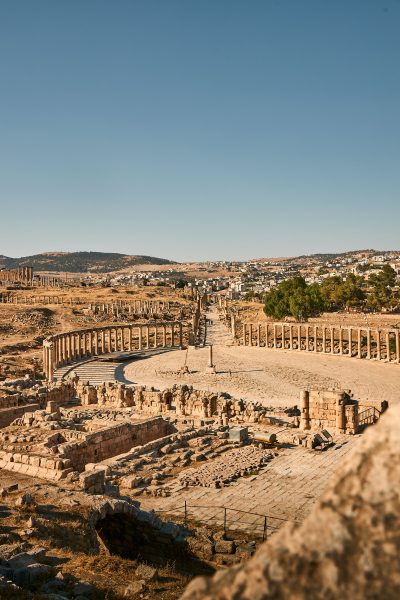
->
<box><xmin>54</xmin><ymin>359</ymin><xmax>123</xmax><ymax>385</ymax></box>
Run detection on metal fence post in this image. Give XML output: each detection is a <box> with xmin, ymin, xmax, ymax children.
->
<box><xmin>263</xmin><ymin>516</ymin><xmax>267</xmax><ymax>541</ymax></box>
<box><xmin>224</xmin><ymin>507</ymin><xmax>227</xmax><ymax>536</ymax></box>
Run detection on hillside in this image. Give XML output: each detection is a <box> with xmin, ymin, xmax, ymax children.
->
<box><xmin>0</xmin><ymin>251</ymin><xmax>176</xmax><ymax>273</ymax></box>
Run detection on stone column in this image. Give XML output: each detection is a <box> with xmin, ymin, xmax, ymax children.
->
<box><xmin>128</xmin><ymin>327</ymin><xmax>133</xmax><ymax>351</ymax></box>
<box><xmin>62</xmin><ymin>335</ymin><xmax>66</xmax><ymax>365</ymax></box>
<box><xmin>281</xmin><ymin>324</ymin><xmax>285</xmax><ymax>349</ymax></box>
<box><xmin>322</xmin><ymin>327</ymin><xmax>326</xmax><ymax>353</ymax></box>
<box><xmin>79</xmin><ymin>333</ymin><xmax>84</xmax><ymax>358</ymax></box>
<box><xmin>138</xmin><ymin>326</ymin><xmax>142</xmax><ymax>350</ymax></box>
<box><xmin>386</xmin><ymin>331</ymin><xmax>390</xmax><ymax>362</ymax></box>
<box><xmin>306</xmin><ymin>326</ymin><xmax>309</xmax><ymax>351</ymax></box>
<box><xmin>179</xmin><ymin>323</ymin><xmax>183</xmax><ymax>348</ymax></box>
<box><xmin>396</xmin><ymin>330</ymin><xmax>400</xmax><ymax>364</ymax></box>
<box><xmin>48</xmin><ymin>342</ymin><xmax>55</xmax><ymax>380</ymax></box>
<box><xmin>300</xmin><ymin>390</ymin><xmax>310</xmax><ymax>430</ymax></box>
<box><xmin>231</xmin><ymin>315</ymin><xmax>236</xmax><ymax>338</ymax></box>
<box><xmin>163</xmin><ymin>325</ymin><xmax>167</xmax><ymax>347</ymax></box>
<box><xmin>367</xmin><ymin>328</ymin><xmax>371</xmax><ymax>359</ymax></box>
<box><xmin>89</xmin><ymin>331</ymin><xmax>93</xmax><ymax>356</ymax></box>
<box><xmin>289</xmin><ymin>326</ymin><xmax>293</xmax><ymax>350</ymax></box>
<box><xmin>336</xmin><ymin>393</ymin><xmax>346</xmax><ymax>434</ymax></box>
<box><xmin>243</xmin><ymin>323</ymin><xmax>246</xmax><ymax>346</ymax></box>
<box><xmin>56</xmin><ymin>336</ymin><xmax>61</xmax><ymax>367</ymax></box>
<box><xmin>272</xmin><ymin>323</ymin><xmax>278</xmax><ymax>348</ymax></box>
<box><xmin>249</xmin><ymin>324</ymin><xmax>253</xmax><ymax>346</ymax></box>
<box><xmin>101</xmin><ymin>330</ymin><xmax>105</xmax><ymax>354</ymax></box>
<box><xmin>357</xmin><ymin>328</ymin><xmax>362</xmax><ymax>358</ymax></box>
<box><xmin>76</xmin><ymin>333</ymin><xmax>81</xmax><ymax>358</ymax></box>
<box><xmin>66</xmin><ymin>334</ymin><xmax>71</xmax><ymax>362</ymax></box>
<box><xmin>43</xmin><ymin>343</ymin><xmax>48</xmax><ymax>378</ymax></box>
<box><xmin>145</xmin><ymin>326</ymin><xmax>149</xmax><ymax>349</ymax></box>
<box><xmin>297</xmin><ymin>325</ymin><xmax>301</xmax><ymax>351</ymax></box>
<box><xmin>376</xmin><ymin>330</ymin><xmax>381</xmax><ymax>360</ymax></box>
<box><xmin>314</xmin><ymin>326</ymin><xmax>318</xmax><ymax>352</ymax></box>
<box><xmin>71</xmin><ymin>334</ymin><xmax>76</xmax><ymax>359</ymax></box>
<box><xmin>206</xmin><ymin>344</ymin><xmax>216</xmax><ymax>373</ymax></box>
<box><xmin>348</xmin><ymin>327</ymin><xmax>352</xmax><ymax>357</ymax></box>
<box><xmin>171</xmin><ymin>324</ymin><xmax>175</xmax><ymax>347</ymax></box>
<box><xmin>339</xmin><ymin>328</ymin><xmax>343</xmax><ymax>355</ymax></box>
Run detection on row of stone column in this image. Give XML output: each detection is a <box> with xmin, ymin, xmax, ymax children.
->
<box><xmin>0</xmin><ymin>294</ymin><xmax>69</xmax><ymax>304</ymax></box>
<box><xmin>241</xmin><ymin>322</ymin><xmax>400</xmax><ymax>363</ymax></box>
<box><xmin>43</xmin><ymin>322</ymin><xmax>185</xmax><ymax>379</ymax></box>
<box><xmin>89</xmin><ymin>300</ymin><xmax>170</xmax><ymax>314</ymax></box>
<box><xmin>0</xmin><ymin>267</ymin><xmax>33</xmax><ymax>283</ymax></box>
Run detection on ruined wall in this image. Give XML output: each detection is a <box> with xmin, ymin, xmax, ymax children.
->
<box><xmin>58</xmin><ymin>417</ymin><xmax>171</xmax><ymax>471</ymax></box>
<box><xmin>0</xmin><ymin>381</ymin><xmax>74</xmax><ymax>409</ymax></box>
<box><xmin>181</xmin><ymin>404</ymin><xmax>400</xmax><ymax>600</ymax></box>
<box><xmin>75</xmin><ymin>380</ymin><xmax>269</xmax><ymax>424</ymax></box>
<box><xmin>300</xmin><ymin>389</ymin><xmax>359</xmax><ymax>434</ymax></box>
<box><xmin>0</xmin><ymin>403</ymin><xmax>40</xmax><ymax>428</ymax></box>
<box><xmin>0</xmin><ymin>381</ymin><xmax>74</xmax><ymax>429</ymax></box>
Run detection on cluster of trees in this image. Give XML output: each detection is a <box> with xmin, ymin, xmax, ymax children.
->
<box><xmin>263</xmin><ymin>266</ymin><xmax>399</xmax><ymax>320</ymax></box>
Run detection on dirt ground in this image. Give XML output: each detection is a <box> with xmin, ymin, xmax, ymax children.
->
<box><xmin>122</xmin><ymin>345</ymin><xmax>399</xmax><ymax>408</ymax></box>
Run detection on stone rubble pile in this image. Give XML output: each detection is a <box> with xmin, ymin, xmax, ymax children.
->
<box><xmin>178</xmin><ymin>445</ymin><xmax>274</xmax><ymax>488</ymax></box>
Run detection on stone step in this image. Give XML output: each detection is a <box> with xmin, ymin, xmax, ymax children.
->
<box><xmin>54</xmin><ymin>360</ymin><xmax>122</xmax><ymax>385</ymax></box>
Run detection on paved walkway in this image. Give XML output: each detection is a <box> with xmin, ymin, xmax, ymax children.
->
<box><xmin>140</xmin><ymin>435</ymin><xmax>359</xmax><ymax>536</ymax></box>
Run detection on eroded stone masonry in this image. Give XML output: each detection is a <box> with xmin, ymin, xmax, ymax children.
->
<box><xmin>0</xmin><ymin>373</ymin><xmax>385</xmax><ymax>491</ymax></box>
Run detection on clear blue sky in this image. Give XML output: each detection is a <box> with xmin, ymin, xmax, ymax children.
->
<box><xmin>0</xmin><ymin>0</ymin><xmax>399</xmax><ymax>261</ymax></box>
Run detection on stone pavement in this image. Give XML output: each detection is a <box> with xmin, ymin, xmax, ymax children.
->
<box><xmin>140</xmin><ymin>435</ymin><xmax>359</xmax><ymax>537</ymax></box>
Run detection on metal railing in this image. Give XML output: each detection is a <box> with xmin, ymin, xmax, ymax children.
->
<box><xmin>155</xmin><ymin>502</ymin><xmax>294</xmax><ymax>542</ymax></box>
<box><xmin>358</xmin><ymin>406</ymin><xmax>381</xmax><ymax>427</ymax></box>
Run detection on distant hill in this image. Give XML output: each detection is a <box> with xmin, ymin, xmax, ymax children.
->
<box><xmin>0</xmin><ymin>252</ymin><xmax>176</xmax><ymax>273</ymax></box>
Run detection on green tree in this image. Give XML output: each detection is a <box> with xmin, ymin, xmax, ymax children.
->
<box><xmin>264</xmin><ymin>277</ymin><xmax>325</xmax><ymax>321</ymax></box>
<box><xmin>175</xmin><ymin>279</ymin><xmax>187</xmax><ymax>289</ymax></box>
<box><xmin>320</xmin><ymin>274</ymin><xmax>365</xmax><ymax>311</ymax></box>
<box><xmin>367</xmin><ymin>265</ymin><xmax>398</xmax><ymax>311</ymax></box>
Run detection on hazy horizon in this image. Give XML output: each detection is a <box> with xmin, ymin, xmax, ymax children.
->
<box><xmin>1</xmin><ymin>246</ymin><xmax>399</xmax><ymax>265</ymax></box>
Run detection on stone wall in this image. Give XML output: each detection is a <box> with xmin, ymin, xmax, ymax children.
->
<box><xmin>300</xmin><ymin>389</ymin><xmax>359</xmax><ymax>434</ymax></box>
<box><xmin>0</xmin><ymin>381</ymin><xmax>74</xmax><ymax>429</ymax></box>
<box><xmin>58</xmin><ymin>417</ymin><xmax>172</xmax><ymax>471</ymax></box>
<box><xmin>0</xmin><ymin>403</ymin><xmax>40</xmax><ymax>428</ymax></box>
<box><xmin>74</xmin><ymin>380</ymin><xmax>270</xmax><ymax>424</ymax></box>
<box><xmin>180</xmin><ymin>404</ymin><xmax>400</xmax><ymax>600</ymax></box>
